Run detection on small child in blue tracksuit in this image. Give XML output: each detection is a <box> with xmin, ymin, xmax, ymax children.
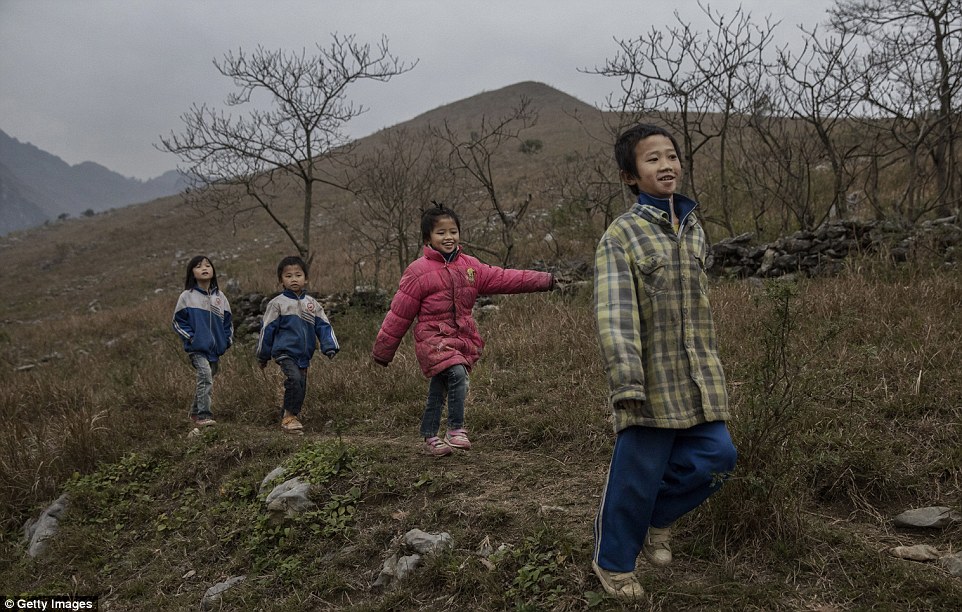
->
<box><xmin>172</xmin><ymin>255</ymin><xmax>233</xmax><ymax>427</ymax></box>
<box><xmin>256</xmin><ymin>255</ymin><xmax>339</xmax><ymax>432</ymax></box>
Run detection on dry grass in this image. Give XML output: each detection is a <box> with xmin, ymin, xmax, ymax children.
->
<box><xmin>3</xmin><ymin>80</ymin><xmax>960</xmax><ymax>608</ymax></box>
<box><xmin>1</xmin><ymin>250</ymin><xmax>960</xmax><ymax>609</ymax></box>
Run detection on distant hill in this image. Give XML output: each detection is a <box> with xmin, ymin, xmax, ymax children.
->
<box><xmin>0</xmin><ymin>82</ymin><xmax>616</xmax><ymax>316</ymax></box>
<box><xmin>376</xmin><ymin>80</ymin><xmax>608</xmax><ymax>158</ymax></box>
<box><xmin>0</xmin><ymin>129</ymin><xmax>187</xmax><ymax>235</ymax></box>
<box><xmin>403</xmin><ymin>80</ymin><xmax>597</xmax><ymax>126</ymax></box>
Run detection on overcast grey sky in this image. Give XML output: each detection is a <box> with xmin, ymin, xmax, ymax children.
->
<box><xmin>1</xmin><ymin>0</ymin><xmax>835</xmax><ymax>180</ymax></box>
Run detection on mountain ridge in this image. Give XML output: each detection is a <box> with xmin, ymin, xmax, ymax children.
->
<box><xmin>0</xmin><ymin>129</ymin><xmax>187</xmax><ymax>235</ymax></box>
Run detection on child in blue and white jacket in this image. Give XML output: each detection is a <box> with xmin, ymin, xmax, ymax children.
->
<box><xmin>256</xmin><ymin>255</ymin><xmax>339</xmax><ymax>432</ymax></box>
<box><xmin>173</xmin><ymin>255</ymin><xmax>233</xmax><ymax>427</ymax></box>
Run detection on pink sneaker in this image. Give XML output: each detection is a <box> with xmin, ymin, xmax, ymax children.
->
<box><xmin>423</xmin><ymin>436</ymin><xmax>453</xmax><ymax>457</ymax></box>
<box><xmin>445</xmin><ymin>428</ymin><xmax>472</xmax><ymax>450</ymax></box>
<box><xmin>191</xmin><ymin>416</ymin><xmax>216</xmax><ymax>427</ymax></box>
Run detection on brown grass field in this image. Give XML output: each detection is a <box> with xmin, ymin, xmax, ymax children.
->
<box><xmin>1</xmin><ymin>82</ymin><xmax>960</xmax><ymax>610</ymax></box>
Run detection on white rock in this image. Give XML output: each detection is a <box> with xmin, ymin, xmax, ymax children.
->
<box><xmin>939</xmin><ymin>551</ymin><xmax>962</xmax><ymax>577</ymax></box>
<box><xmin>403</xmin><ymin>528</ymin><xmax>452</xmax><ymax>554</ymax></box>
<box><xmin>265</xmin><ymin>477</ymin><xmax>314</xmax><ymax>517</ymax></box>
<box><xmin>893</xmin><ymin>506</ymin><xmax>962</xmax><ymax>528</ymax></box>
<box><xmin>888</xmin><ymin>544</ymin><xmax>941</xmax><ymax>562</ymax></box>
<box><xmin>258</xmin><ymin>466</ymin><xmax>287</xmax><ymax>495</ymax></box>
<box><xmin>201</xmin><ymin>575</ymin><xmax>245</xmax><ymax>609</ymax></box>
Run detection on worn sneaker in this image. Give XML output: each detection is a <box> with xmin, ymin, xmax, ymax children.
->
<box><xmin>191</xmin><ymin>416</ymin><xmax>216</xmax><ymax>427</ymax></box>
<box><xmin>444</xmin><ymin>428</ymin><xmax>472</xmax><ymax>450</ymax></box>
<box><xmin>591</xmin><ymin>560</ymin><xmax>643</xmax><ymax>599</ymax></box>
<box><xmin>281</xmin><ymin>414</ymin><xmax>304</xmax><ymax>431</ymax></box>
<box><xmin>423</xmin><ymin>436</ymin><xmax>453</xmax><ymax>457</ymax></box>
<box><xmin>642</xmin><ymin>526</ymin><xmax>672</xmax><ymax>567</ymax></box>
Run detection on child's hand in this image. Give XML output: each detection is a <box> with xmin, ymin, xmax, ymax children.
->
<box><xmin>324</xmin><ymin>350</ymin><xmax>337</xmax><ymax>360</ymax></box>
<box><xmin>552</xmin><ymin>274</ymin><xmax>574</xmax><ymax>294</ymax></box>
<box><xmin>258</xmin><ymin>361</ymin><xmax>268</xmax><ymax>370</ymax></box>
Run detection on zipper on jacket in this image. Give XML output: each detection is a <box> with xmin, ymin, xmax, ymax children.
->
<box><xmin>446</xmin><ymin>263</ymin><xmax>459</xmax><ymax>330</ymax></box>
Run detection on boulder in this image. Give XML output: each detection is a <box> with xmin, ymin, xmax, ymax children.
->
<box><xmin>893</xmin><ymin>506</ymin><xmax>962</xmax><ymax>529</ymax></box>
<box><xmin>265</xmin><ymin>477</ymin><xmax>315</xmax><ymax>518</ymax></box>
<box><xmin>25</xmin><ymin>494</ymin><xmax>69</xmax><ymax>557</ymax></box>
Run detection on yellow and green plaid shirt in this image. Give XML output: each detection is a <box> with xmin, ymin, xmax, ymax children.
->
<box><xmin>594</xmin><ymin>193</ymin><xmax>729</xmax><ymax>432</ymax></box>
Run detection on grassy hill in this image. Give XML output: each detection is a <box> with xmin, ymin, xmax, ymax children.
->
<box><xmin>1</xmin><ymin>82</ymin><xmax>960</xmax><ymax>610</ymax></box>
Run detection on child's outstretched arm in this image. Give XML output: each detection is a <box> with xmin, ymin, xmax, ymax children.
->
<box><xmin>474</xmin><ymin>263</ymin><xmax>554</xmax><ymax>296</ymax></box>
<box><xmin>372</xmin><ymin>274</ymin><xmax>421</xmax><ymax>366</ymax></box>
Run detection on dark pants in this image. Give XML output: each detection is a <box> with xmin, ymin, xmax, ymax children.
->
<box><xmin>277</xmin><ymin>356</ymin><xmax>307</xmax><ymax>418</ymax></box>
<box><xmin>593</xmin><ymin>421</ymin><xmax>737</xmax><ymax>572</ymax></box>
<box><xmin>420</xmin><ymin>364</ymin><xmax>468</xmax><ymax>438</ymax></box>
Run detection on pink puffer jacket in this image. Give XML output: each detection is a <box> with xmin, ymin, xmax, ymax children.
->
<box><xmin>372</xmin><ymin>246</ymin><xmax>554</xmax><ymax>377</ymax></box>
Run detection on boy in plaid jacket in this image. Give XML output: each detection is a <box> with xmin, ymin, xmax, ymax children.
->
<box><xmin>591</xmin><ymin>124</ymin><xmax>737</xmax><ymax>598</ymax></box>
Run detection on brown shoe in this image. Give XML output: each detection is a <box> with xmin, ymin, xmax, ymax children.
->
<box><xmin>642</xmin><ymin>526</ymin><xmax>672</xmax><ymax>567</ymax></box>
<box><xmin>592</xmin><ymin>561</ymin><xmax>643</xmax><ymax>599</ymax></box>
<box><xmin>281</xmin><ymin>414</ymin><xmax>303</xmax><ymax>431</ymax></box>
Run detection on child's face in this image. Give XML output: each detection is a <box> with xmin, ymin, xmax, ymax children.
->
<box><xmin>623</xmin><ymin>135</ymin><xmax>681</xmax><ymax>199</ymax></box>
<box><xmin>192</xmin><ymin>259</ymin><xmax>214</xmax><ymax>284</ymax></box>
<box><xmin>428</xmin><ymin>216</ymin><xmax>460</xmax><ymax>254</ymax></box>
<box><xmin>280</xmin><ymin>264</ymin><xmax>307</xmax><ymax>293</ymax></box>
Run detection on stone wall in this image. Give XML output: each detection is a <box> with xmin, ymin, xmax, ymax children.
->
<box><xmin>708</xmin><ymin>216</ymin><xmax>961</xmax><ymax>279</ymax></box>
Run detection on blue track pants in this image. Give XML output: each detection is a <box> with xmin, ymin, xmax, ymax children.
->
<box><xmin>593</xmin><ymin>421</ymin><xmax>737</xmax><ymax>572</ymax></box>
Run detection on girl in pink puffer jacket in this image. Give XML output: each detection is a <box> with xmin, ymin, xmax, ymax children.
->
<box><xmin>372</xmin><ymin>204</ymin><xmax>555</xmax><ymax>456</ymax></box>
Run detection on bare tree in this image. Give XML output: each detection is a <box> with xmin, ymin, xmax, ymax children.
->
<box><xmin>832</xmin><ymin>0</ymin><xmax>962</xmax><ymax>217</ymax></box>
<box><xmin>340</xmin><ymin>126</ymin><xmax>454</xmax><ymax>287</ymax></box>
<box><xmin>696</xmin><ymin>6</ymin><xmax>776</xmax><ymax>235</ymax></box>
<box><xmin>432</xmin><ymin>97</ymin><xmax>538</xmax><ymax>266</ymax></box>
<box><xmin>159</xmin><ymin>35</ymin><xmax>415</xmax><ymax>264</ymax></box>
<box><xmin>587</xmin><ymin>2</ymin><xmax>774</xmax><ymax>236</ymax></box>
<box><xmin>550</xmin><ymin>148</ymin><xmax>623</xmax><ymax>230</ymax></box>
<box><xmin>734</xmin><ymin>89</ymin><xmax>827</xmax><ymax>235</ymax></box>
<box><xmin>589</xmin><ymin>14</ymin><xmax>707</xmax><ymax>196</ymax></box>
<box><xmin>772</xmin><ymin>27</ymin><xmax>866</xmax><ymax>226</ymax></box>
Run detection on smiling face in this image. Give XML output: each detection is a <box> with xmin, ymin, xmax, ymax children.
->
<box><xmin>428</xmin><ymin>215</ymin><xmax>460</xmax><ymax>254</ymax></box>
<box><xmin>622</xmin><ymin>134</ymin><xmax>682</xmax><ymax>199</ymax></box>
<box><xmin>280</xmin><ymin>264</ymin><xmax>307</xmax><ymax>294</ymax></box>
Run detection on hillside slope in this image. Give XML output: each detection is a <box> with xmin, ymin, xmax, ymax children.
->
<box><xmin>0</xmin><ymin>82</ymin><xmax>616</xmax><ymax>320</ymax></box>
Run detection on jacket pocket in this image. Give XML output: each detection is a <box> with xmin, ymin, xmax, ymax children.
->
<box><xmin>635</xmin><ymin>255</ymin><xmax>669</xmax><ymax>297</ymax></box>
<box><xmin>414</xmin><ymin>320</ymin><xmax>453</xmax><ymax>343</ymax></box>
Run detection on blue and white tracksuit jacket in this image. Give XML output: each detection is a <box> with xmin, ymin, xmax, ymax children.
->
<box><xmin>172</xmin><ymin>286</ymin><xmax>233</xmax><ymax>362</ymax></box>
<box><xmin>255</xmin><ymin>289</ymin><xmax>339</xmax><ymax>368</ymax></box>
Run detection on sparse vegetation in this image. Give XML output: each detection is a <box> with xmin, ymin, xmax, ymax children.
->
<box><xmin>2</xmin><ymin>4</ymin><xmax>961</xmax><ymax>603</ymax></box>
<box><xmin>1</xmin><ymin>250</ymin><xmax>960</xmax><ymax>609</ymax></box>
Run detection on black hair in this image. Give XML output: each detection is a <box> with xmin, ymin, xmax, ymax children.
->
<box><xmin>614</xmin><ymin>124</ymin><xmax>683</xmax><ymax>195</ymax></box>
<box><xmin>276</xmin><ymin>255</ymin><xmax>308</xmax><ymax>280</ymax></box>
<box><xmin>184</xmin><ymin>255</ymin><xmax>218</xmax><ymax>290</ymax></box>
<box><xmin>420</xmin><ymin>201</ymin><xmax>461</xmax><ymax>243</ymax></box>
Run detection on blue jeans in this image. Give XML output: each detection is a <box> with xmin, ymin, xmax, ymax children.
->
<box><xmin>188</xmin><ymin>352</ymin><xmax>218</xmax><ymax>420</ymax></box>
<box><xmin>593</xmin><ymin>421</ymin><xmax>737</xmax><ymax>572</ymax></box>
<box><xmin>420</xmin><ymin>364</ymin><xmax>468</xmax><ymax>438</ymax></box>
<box><xmin>277</xmin><ymin>356</ymin><xmax>307</xmax><ymax>418</ymax></box>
